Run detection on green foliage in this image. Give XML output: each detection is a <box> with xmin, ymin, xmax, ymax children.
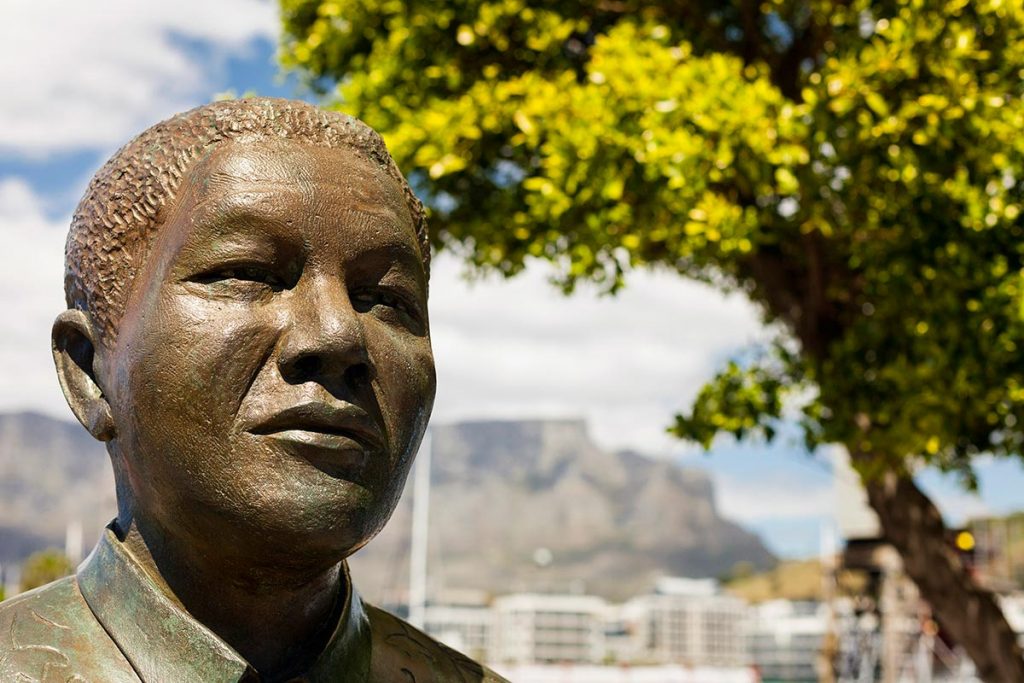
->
<box><xmin>671</xmin><ymin>356</ymin><xmax>790</xmax><ymax>448</ymax></box>
<box><xmin>719</xmin><ymin>560</ymin><xmax>757</xmax><ymax>584</ymax></box>
<box><xmin>280</xmin><ymin>0</ymin><xmax>1024</xmax><ymax>482</ymax></box>
<box><xmin>19</xmin><ymin>549</ymin><xmax>73</xmax><ymax>593</ymax></box>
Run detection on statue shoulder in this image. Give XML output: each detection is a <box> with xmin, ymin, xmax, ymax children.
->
<box><xmin>0</xmin><ymin>577</ymin><xmax>137</xmax><ymax>682</ymax></box>
<box><xmin>364</xmin><ymin>602</ymin><xmax>509</xmax><ymax>683</ymax></box>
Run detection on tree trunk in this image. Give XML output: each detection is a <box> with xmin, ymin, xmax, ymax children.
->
<box><xmin>856</xmin><ymin>457</ymin><xmax>1024</xmax><ymax>682</ymax></box>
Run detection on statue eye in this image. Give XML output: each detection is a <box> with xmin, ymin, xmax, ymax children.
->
<box><xmin>351</xmin><ymin>287</ymin><xmax>424</xmax><ymax>329</ymax></box>
<box><xmin>352</xmin><ymin>288</ymin><xmax>406</xmax><ymax>313</ymax></box>
<box><xmin>194</xmin><ymin>266</ymin><xmax>286</xmax><ymax>292</ymax></box>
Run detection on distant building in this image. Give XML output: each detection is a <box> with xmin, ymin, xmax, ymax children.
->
<box><xmin>601</xmin><ymin>606</ymin><xmax>641</xmax><ymax>665</ymax></box>
<box><xmin>747</xmin><ymin>600</ymin><xmax>827</xmax><ymax>682</ymax></box>
<box><xmin>492</xmin><ymin>593</ymin><xmax>606</xmax><ymax>665</ymax></box>
<box><xmin>969</xmin><ymin>513</ymin><xmax>1024</xmax><ymax>591</ymax></box>
<box><xmin>493</xmin><ymin>664</ymin><xmax>757</xmax><ymax>682</ymax></box>
<box><xmin>423</xmin><ymin>603</ymin><xmax>495</xmax><ymax>662</ymax></box>
<box><xmin>621</xmin><ymin>577</ymin><xmax>747</xmax><ymax>667</ymax></box>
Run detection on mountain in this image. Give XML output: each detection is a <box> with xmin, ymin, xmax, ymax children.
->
<box><xmin>348</xmin><ymin>419</ymin><xmax>775</xmax><ymax>602</ymax></box>
<box><xmin>0</xmin><ymin>412</ymin><xmax>116</xmax><ymax>565</ymax></box>
<box><xmin>0</xmin><ymin>413</ymin><xmax>774</xmax><ymax>601</ymax></box>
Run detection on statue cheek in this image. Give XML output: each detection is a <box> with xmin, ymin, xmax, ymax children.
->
<box><xmin>368</xmin><ymin>327</ymin><xmax>433</xmax><ymax>384</ymax></box>
<box><xmin>403</xmin><ymin>333</ymin><xmax>436</xmax><ymax>386</ymax></box>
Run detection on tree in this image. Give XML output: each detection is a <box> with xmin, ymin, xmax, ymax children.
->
<box><xmin>19</xmin><ymin>549</ymin><xmax>73</xmax><ymax>593</ymax></box>
<box><xmin>279</xmin><ymin>1</ymin><xmax>1024</xmax><ymax>677</ymax></box>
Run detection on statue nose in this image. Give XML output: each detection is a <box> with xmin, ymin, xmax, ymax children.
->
<box><xmin>277</xmin><ymin>275</ymin><xmax>371</xmax><ymax>387</ymax></box>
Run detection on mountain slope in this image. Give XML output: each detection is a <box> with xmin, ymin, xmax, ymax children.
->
<box><xmin>0</xmin><ymin>412</ymin><xmax>116</xmax><ymax>564</ymax></box>
<box><xmin>0</xmin><ymin>413</ymin><xmax>775</xmax><ymax>601</ymax></box>
<box><xmin>349</xmin><ymin>419</ymin><xmax>774</xmax><ymax>602</ymax></box>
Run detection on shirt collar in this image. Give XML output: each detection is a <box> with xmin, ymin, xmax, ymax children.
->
<box><xmin>77</xmin><ymin>523</ymin><xmax>371</xmax><ymax>682</ymax></box>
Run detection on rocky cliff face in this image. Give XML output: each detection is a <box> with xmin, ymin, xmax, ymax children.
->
<box><xmin>0</xmin><ymin>412</ymin><xmax>116</xmax><ymax>564</ymax></box>
<box><xmin>0</xmin><ymin>413</ymin><xmax>774</xmax><ymax>601</ymax></box>
<box><xmin>348</xmin><ymin>419</ymin><xmax>775</xmax><ymax>602</ymax></box>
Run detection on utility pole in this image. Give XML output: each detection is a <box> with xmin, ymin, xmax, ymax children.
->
<box><xmin>408</xmin><ymin>429</ymin><xmax>432</xmax><ymax>629</ymax></box>
<box><xmin>820</xmin><ymin>522</ymin><xmax>839</xmax><ymax>683</ymax></box>
<box><xmin>65</xmin><ymin>519</ymin><xmax>83</xmax><ymax>565</ymax></box>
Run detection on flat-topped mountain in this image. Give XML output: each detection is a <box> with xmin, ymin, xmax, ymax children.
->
<box><xmin>0</xmin><ymin>413</ymin><xmax>774</xmax><ymax>601</ymax></box>
<box><xmin>348</xmin><ymin>419</ymin><xmax>774</xmax><ymax>602</ymax></box>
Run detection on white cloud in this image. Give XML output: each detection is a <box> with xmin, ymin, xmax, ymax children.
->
<box><xmin>0</xmin><ymin>0</ymin><xmax>278</xmax><ymax>156</ymax></box>
<box><xmin>713</xmin><ymin>473</ymin><xmax>834</xmax><ymax>522</ymax></box>
<box><xmin>931</xmin><ymin>492</ymin><xmax>991</xmax><ymax>525</ymax></box>
<box><xmin>428</xmin><ymin>256</ymin><xmax>766</xmax><ymax>453</ymax></box>
<box><xmin>0</xmin><ymin>179</ymin><xmax>72</xmax><ymax>417</ymax></box>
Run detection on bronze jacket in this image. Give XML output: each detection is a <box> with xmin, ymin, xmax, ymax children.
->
<box><xmin>0</xmin><ymin>527</ymin><xmax>506</xmax><ymax>682</ymax></box>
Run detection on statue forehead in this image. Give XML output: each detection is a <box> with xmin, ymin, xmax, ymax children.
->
<box><xmin>155</xmin><ymin>139</ymin><xmax>416</xmax><ymax>260</ymax></box>
<box><xmin>187</xmin><ymin>138</ymin><xmax>392</xmax><ymax>188</ymax></box>
<box><xmin>173</xmin><ymin>139</ymin><xmax>414</xmax><ymax>226</ymax></box>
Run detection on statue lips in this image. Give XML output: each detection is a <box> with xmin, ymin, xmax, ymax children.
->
<box><xmin>246</xmin><ymin>402</ymin><xmax>385</xmax><ymax>479</ymax></box>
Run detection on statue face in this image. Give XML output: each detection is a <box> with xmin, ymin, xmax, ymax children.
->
<box><xmin>105</xmin><ymin>140</ymin><xmax>435</xmax><ymax>565</ymax></box>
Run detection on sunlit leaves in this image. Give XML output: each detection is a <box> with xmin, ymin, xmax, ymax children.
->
<box><xmin>670</xmin><ymin>358</ymin><xmax>791</xmax><ymax>449</ymax></box>
<box><xmin>280</xmin><ymin>0</ymin><xmax>1024</xmax><ymax>478</ymax></box>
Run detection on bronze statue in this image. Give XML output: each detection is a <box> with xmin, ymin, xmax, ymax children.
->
<box><xmin>0</xmin><ymin>98</ymin><xmax>507</xmax><ymax>682</ymax></box>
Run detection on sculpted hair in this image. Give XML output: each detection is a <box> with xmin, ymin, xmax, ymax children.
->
<box><xmin>66</xmin><ymin>97</ymin><xmax>428</xmax><ymax>343</ymax></box>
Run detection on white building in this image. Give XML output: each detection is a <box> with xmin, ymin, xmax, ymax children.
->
<box><xmin>493</xmin><ymin>664</ymin><xmax>757</xmax><ymax>683</ymax></box>
<box><xmin>747</xmin><ymin>600</ymin><xmax>827</xmax><ymax>682</ymax></box>
<box><xmin>622</xmin><ymin>577</ymin><xmax>747</xmax><ymax>667</ymax></box>
<box><xmin>423</xmin><ymin>603</ymin><xmax>495</xmax><ymax>662</ymax></box>
<box><xmin>998</xmin><ymin>593</ymin><xmax>1024</xmax><ymax>648</ymax></box>
<box><xmin>493</xmin><ymin>593</ymin><xmax>606</xmax><ymax>665</ymax></box>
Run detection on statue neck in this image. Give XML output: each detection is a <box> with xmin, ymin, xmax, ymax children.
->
<box><xmin>114</xmin><ymin>511</ymin><xmax>344</xmax><ymax>679</ymax></box>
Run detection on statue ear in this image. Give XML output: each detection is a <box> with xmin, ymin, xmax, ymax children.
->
<box><xmin>52</xmin><ymin>310</ymin><xmax>115</xmax><ymax>442</ymax></box>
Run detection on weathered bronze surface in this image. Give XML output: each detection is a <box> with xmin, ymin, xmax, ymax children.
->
<box><xmin>0</xmin><ymin>98</ymin><xmax>506</xmax><ymax>682</ymax></box>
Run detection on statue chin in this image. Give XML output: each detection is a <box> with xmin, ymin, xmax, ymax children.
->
<box><xmin>145</xmin><ymin>472</ymin><xmax>402</xmax><ymax>569</ymax></box>
<box><xmin>234</xmin><ymin>483</ymin><xmax>398</xmax><ymax>562</ymax></box>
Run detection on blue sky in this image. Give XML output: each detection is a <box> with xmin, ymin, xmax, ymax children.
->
<box><xmin>1</xmin><ymin>32</ymin><xmax>301</xmax><ymax>213</ymax></box>
<box><xmin>3</xmin><ymin>1</ymin><xmax>1022</xmax><ymax>562</ymax></box>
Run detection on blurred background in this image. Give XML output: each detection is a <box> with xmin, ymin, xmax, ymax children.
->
<box><xmin>4</xmin><ymin>1</ymin><xmax>1024</xmax><ymax>680</ymax></box>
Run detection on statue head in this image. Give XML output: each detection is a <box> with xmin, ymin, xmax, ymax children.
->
<box><xmin>51</xmin><ymin>98</ymin><xmax>436</xmax><ymax>571</ymax></box>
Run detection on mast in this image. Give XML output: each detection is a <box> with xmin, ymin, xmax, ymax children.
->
<box><xmin>65</xmin><ymin>519</ymin><xmax>83</xmax><ymax>565</ymax></box>
<box><xmin>408</xmin><ymin>428</ymin><xmax>431</xmax><ymax>629</ymax></box>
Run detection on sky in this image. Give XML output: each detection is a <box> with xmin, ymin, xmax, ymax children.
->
<box><xmin>2</xmin><ymin>0</ymin><xmax>1023</xmax><ymax>560</ymax></box>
